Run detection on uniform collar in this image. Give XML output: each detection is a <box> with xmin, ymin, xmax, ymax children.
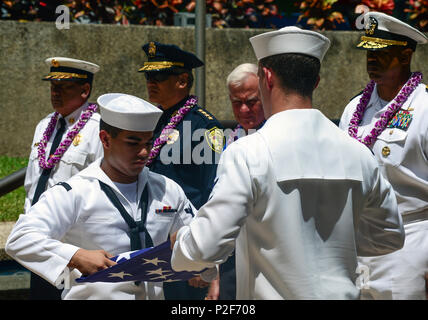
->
<box><xmin>59</xmin><ymin>101</ymin><xmax>90</xmax><ymax>127</ymax></box>
<box><xmin>79</xmin><ymin>157</ymin><xmax>150</xmax><ymax>203</ymax></box>
<box><xmin>160</xmin><ymin>96</ymin><xmax>190</xmax><ymax>119</ymax></box>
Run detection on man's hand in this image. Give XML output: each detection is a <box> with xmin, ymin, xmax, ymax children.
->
<box><xmin>188</xmin><ymin>275</ymin><xmax>210</xmax><ymax>288</ymax></box>
<box><xmin>205</xmin><ymin>277</ymin><xmax>220</xmax><ymax>300</ymax></box>
<box><xmin>170</xmin><ymin>230</ymin><xmax>178</xmax><ymax>250</ymax></box>
<box><xmin>67</xmin><ymin>248</ymin><xmax>116</xmax><ymax>276</ymax></box>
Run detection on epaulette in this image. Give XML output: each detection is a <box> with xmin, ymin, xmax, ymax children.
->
<box><xmin>197</xmin><ymin>108</ymin><xmax>215</xmax><ymax>121</ymax></box>
<box><xmin>425</xmin><ymin>84</ymin><xmax>428</xmax><ymax>93</ymax></box>
<box><xmin>55</xmin><ymin>182</ymin><xmax>72</xmax><ymax>191</ymax></box>
<box><xmin>350</xmin><ymin>90</ymin><xmax>364</xmax><ymax>101</ymax></box>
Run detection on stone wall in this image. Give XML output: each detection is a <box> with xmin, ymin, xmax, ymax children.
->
<box><xmin>1</xmin><ymin>21</ymin><xmax>427</xmax><ymax>157</ymax></box>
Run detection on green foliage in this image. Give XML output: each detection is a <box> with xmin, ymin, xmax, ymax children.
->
<box><xmin>0</xmin><ymin>156</ymin><xmax>28</xmax><ymax>222</ymax></box>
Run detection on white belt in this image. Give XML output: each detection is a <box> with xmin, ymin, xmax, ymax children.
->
<box><xmin>402</xmin><ymin>210</ymin><xmax>428</xmax><ymax>224</ymax></box>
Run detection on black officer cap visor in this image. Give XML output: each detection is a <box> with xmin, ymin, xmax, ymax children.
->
<box><xmin>356</xmin><ymin>29</ymin><xmax>417</xmax><ymax>51</ymax></box>
<box><xmin>42</xmin><ymin>66</ymin><xmax>94</xmax><ymax>83</ymax></box>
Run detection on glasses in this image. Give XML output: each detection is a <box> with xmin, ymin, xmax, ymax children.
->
<box><xmin>144</xmin><ymin>72</ymin><xmax>174</xmax><ymax>82</ymax></box>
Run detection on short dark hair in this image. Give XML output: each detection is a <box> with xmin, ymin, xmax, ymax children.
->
<box><xmin>99</xmin><ymin>119</ymin><xmax>122</xmax><ymax>138</ymax></box>
<box><xmin>260</xmin><ymin>53</ymin><xmax>320</xmax><ymax>98</ymax></box>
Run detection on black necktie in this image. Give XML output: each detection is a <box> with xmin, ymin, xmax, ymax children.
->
<box><xmin>32</xmin><ymin>117</ymin><xmax>66</xmax><ymax>205</ymax></box>
<box><xmin>98</xmin><ymin>180</ymin><xmax>153</xmax><ymax>250</ymax></box>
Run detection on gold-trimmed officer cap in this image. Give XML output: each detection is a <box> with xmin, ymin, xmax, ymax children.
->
<box><xmin>357</xmin><ymin>12</ymin><xmax>427</xmax><ymax>51</ymax></box>
<box><xmin>43</xmin><ymin>57</ymin><xmax>100</xmax><ymax>82</ymax></box>
<box><xmin>138</xmin><ymin>41</ymin><xmax>204</xmax><ymax>73</ymax></box>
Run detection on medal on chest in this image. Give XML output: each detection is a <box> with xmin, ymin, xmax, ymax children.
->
<box><xmin>386</xmin><ymin>109</ymin><xmax>413</xmax><ymax>130</ymax></box>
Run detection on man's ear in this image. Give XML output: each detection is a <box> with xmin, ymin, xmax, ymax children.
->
<box><xmin>81</xmin><ymin>82</ymin><xmax>91</xmax><ymax>100</ymax></box>
<box><xmin>177</xmin><ymin>73</ymin><xmax>188</xmax><ymax>89</ymax></box>
<box><xmin>399</xmin><ymin>48</ymin><xmax>413</xmax><ymax>66</ymax></box>
<box><xmin>262</xmin><ymin>67</ymin><xmax>274</xmax><ymax>90</ymax></box>
<box><xmin>99</xmin><ymin>130</ymin><xmax>111</xmax><ymax>149</ymax></box>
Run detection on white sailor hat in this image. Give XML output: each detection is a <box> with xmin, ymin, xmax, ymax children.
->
<box><xmin>357</xmin><ymin>12</ymin><xmax>427</xmax><ymax>51</ymax></box>
<box><xmin>43</xmin><ymin>57</ymin><xmax>100</xmax><ymax>82</ymax></box>
<box><xmin>97</xmin><ymin>93</ymin><xmax>163</xmax><ymax>132</ymax></box>
<box><xmin>249</xmin><ymin>26</ymin><xmax>331</xmax><ymax>62</ymax></box>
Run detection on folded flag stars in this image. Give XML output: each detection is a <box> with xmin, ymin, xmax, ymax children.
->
<box><xmin>76</xmin><ymin>239</ymin><xmax>205</xmax><ymax>283</ymax></box>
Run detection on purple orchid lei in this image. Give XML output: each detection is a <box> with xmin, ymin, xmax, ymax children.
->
<box><xmin>146</xmin><ymin>95</ymin><xmax>198</xmax><ymax>166</ymax></box>
<box><xmin>348</xmin><ymin>71</ymin><xmax>422</xmax><ymax>147</ymax></box>
<box><xmin>37</xmin><ymin>103</ymin><xmax>98</xmax><ymax>169</ymax></box>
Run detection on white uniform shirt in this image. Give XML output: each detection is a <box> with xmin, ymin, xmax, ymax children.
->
<box><xmin>7</xmin><ymin>158</ymin><xmax>195</xmax><ymax>300</ymax></box>
<box><xmin>24</xmin><ymin>102</ymin><xmax>103</xmax><ymax>212</ymax></box>
<box><xmin>339</xmin><ymin>83</ymin><xmax>428</xmax><ymax>218</ymax></box>
<box><xmin>172</xmin><ymin>109</ymin><xmax>404</xmax><ymax>300</ymax></box>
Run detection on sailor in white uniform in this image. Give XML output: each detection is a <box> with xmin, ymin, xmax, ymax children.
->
<box><xmin>6</xmin><ymin>93</ymin><xmax>196</xmax><ymax>300</ymax></box>
<box><xmin>170</xmin><ymin>27</ymin><xmax>405</xmax><ymax>300</ymax></box>
<box><xmin>339</xmin><ymin>12</ymin><xmax>428</xmax><ymax>299</ymax></box>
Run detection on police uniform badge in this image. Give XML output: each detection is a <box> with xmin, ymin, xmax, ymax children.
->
<box><xmin>387</xmin><ymin>110</ymin><xmax>413</xmax><ymax>130</ymax></box>
<box><xmin>205</xmin><ymin>127</ymin><xmax>224</xmax><ymax>154</ymax></box>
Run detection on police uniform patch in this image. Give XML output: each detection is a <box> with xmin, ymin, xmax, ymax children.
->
<box><xmin>387</xmin><ymin>110</ymin><xmax>412</xmax><ymax>130</ymax></box>
<box><xmin>205</xmin><ymin>127</ymin><xmax>224</xmax><ymax>154</ymax></box>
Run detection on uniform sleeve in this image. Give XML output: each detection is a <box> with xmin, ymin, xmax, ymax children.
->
<box><xmin>197</xmin><ymin>117</ymin><xmax>224</xmax><ymax>208</ymax></box>
<box><xmin>5</xmin><ymin>184</ymin><xmax>81</xmax><ymax>285</ymax></box>
<box><xmin>171</xmin><ymin>143</ymin><xmax>253</xmax><ymax>272</ymax></box>
<box><xmin>23</xmin><ymin>121</ymin><xmax>44</xmax><ymax>213</ymax></box>
<box><xmin>356</xmin><ymin>156</ymin><xmax>405</xmax><ymax>256</ymax></box>
<box><xmin>170</xmin><ymin>182</ymin><xmax>197</xmax><ymax>234</ymax></box>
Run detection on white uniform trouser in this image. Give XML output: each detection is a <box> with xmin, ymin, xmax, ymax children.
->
<box><xmin>359</xmin><ymin>213</ymin><xmax>428</xmax><ymax>300</ymax></box>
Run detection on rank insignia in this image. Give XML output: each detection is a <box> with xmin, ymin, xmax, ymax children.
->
<box><xmin>205</xmin><ymin>127</ymin><xmax>224</xmax><ymax>154</ymax></box>
<box><xmin>148</xmin><ymin>42</ymin><xmax>156</xmax><ymax>58</ymax></box>
<box><xmin>365</xmin><ymin>17</ymin><xmax>377</xmax><ymax>36</ymax></box>
<box><xmin>73</xmin><ymin>133</ymin><xmax>82</xmax><ymax>146</ymax></box>
<box><xmin>51</xmin><ymin>59</ymin><xmax>59</xmax><ymax>67</ymax></box>
<box><xmin>155</xmin><ymin>206</ymin><xmax>177</xmax><ymax>214</ymax></box>
<box><xmin>387</xmin><ymin>110</ymin><xmax>412</xmax><ymax>130</ymax></box>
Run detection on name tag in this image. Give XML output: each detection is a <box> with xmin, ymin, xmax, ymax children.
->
<box><xmin>387</xmin><ymin>110</ymin><xmax>412</xmax><ymax>130</ymax></box>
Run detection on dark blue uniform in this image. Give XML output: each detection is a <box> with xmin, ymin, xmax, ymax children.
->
<box><xmin>149</xmin><ymin>96</ymin><xmax>223</xmax><ymax>209</ymax></box>
<box><xmin>148</xmin><ymin>96</ymin><xmax>223</xmax><ymax>299</ymax></box>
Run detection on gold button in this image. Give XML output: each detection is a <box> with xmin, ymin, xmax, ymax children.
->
<box><xmin>389</xmin><ymin>130</ymin><xmax>393</xmax><ymax>135</ymax></box>
<box><xmin>69</xmin><ymin>118</ymin><xmax>75</xmax><ymax>124</ymax></box>
<box><xmin>382</xmin><ymin>146</ymin><xmax>390</xmax><ymax>157</ymax></box>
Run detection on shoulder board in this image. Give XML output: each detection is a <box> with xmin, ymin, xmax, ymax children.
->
<box><xmin>55</xmin><ymin>182</ymin><xmax>72</xmax><ymax>191</ymax></box>
<box><xmin>350</xmin><ymin>90</ymin><xmax>364</xmax><ymax>101</ymax></box>
<box><xmin>197</xmin><ymin>108</ymin><xmax>215</xmax><ymax>121</ymax></box>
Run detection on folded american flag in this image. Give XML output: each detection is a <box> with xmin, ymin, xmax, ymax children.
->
<box><xmin>76</xmin><ymin>239</ymin><xmax>205</xmax><ymax>283</ymax></box>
